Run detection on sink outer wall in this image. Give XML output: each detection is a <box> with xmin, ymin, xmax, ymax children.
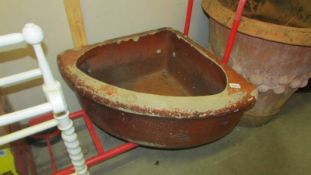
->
<box><xmin>80</xmin><ymin>96</ymin><xmax>242</xmax><ymax>148</ymax></box>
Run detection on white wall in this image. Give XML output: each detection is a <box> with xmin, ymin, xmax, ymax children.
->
<box><xmin>0</xmin><ymin>0</ymin><xmax>209</xmax><ymax>112</ymax></box>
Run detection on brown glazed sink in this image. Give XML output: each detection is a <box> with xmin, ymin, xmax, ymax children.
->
<box><xmin>58</xmin><ymin>28</ymin><xmax>257</xmax><ymax>148</ymax></box>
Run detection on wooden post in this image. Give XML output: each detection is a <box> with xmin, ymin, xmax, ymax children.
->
<box><xmin>64</xmin><ymin>0</ymin><xmax>87</xmax><ymax>49</ymax></box>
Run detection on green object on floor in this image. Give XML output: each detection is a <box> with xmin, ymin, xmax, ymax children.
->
<box><xmin>0</xmin><ymin>145</ymin><xmax>18</xmax><ymax>175</ymax></box>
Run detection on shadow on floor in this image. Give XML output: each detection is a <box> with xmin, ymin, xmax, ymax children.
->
<box><xmin>32</xmin><ymin>93</ymin><xmax>311</xmax><ymax>175</ymax></box>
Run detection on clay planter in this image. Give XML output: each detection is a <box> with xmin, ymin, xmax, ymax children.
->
<box><xmin>58</xmin><ymin>28</ymin><xmax>256</xmax><ymax>148</ymax></box>
<box><xmin>203</xmin><ymin>0</ymin><xmax>311</xmax><ymax>126</ymax></box>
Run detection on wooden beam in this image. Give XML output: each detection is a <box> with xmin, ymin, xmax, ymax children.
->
<box><xmin>64</xmin><ymin>0</ymin><xmax>87</xmax><ymax>49</ymax></box>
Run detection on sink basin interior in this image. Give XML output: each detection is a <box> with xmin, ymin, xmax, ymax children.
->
<box><xmin>78</xmin><ymin>30</ymin><xmax>226</xmax><ymax>96</ymax></box>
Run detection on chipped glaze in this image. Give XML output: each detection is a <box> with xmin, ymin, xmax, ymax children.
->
<box><xmin>58</xmin><ymin>28</ymin><xmax>257</xmax><ymax>148</ymax></box>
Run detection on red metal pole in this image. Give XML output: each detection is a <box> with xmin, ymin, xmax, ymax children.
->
<box><xmin>46</xmin><ymin>138</ymin><xmax>58</xmax><ymax>173</ymax></box>
<box><xmin>222</xmin><ymin>0</ymin><xmax>247</xmax><ymax>65</ymax></box>
<box><xmin>54</xmin><ymin>143</ymin><xmax>138</xmax><ymax>175</ymax></box>
<box><xmin>53</xmin><ymin>1</ymin><xmax>196</xmax><ymax>174</ymax></box>
<box><xmin>86</xmin><ymin>143</ymin><xmax>138</xmax><ymax>167</ymax></box>
<box><xmin>69</xmin><ymin>110</ymin><xmax>86</xmax><ymax>120</ymax></box>
<box><xmin>80</xmin><ymin>111</ymin><xmax>105</xmax><ymax>154</ymax></box>
<box><xmin>183</xmin><ymin>0</ymin><xmax>193</xmax><ymax>36</ymax></box>
<box><xmin>69</xmin><ymin>110</ymin><xmax>105</xmax><ymax>153</ymax></box>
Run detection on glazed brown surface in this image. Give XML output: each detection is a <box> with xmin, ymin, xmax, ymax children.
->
<box><xmin>82</xmin><ymin>97</ymin><xmax>242</xmax><ymax>148</ymax></box>
<box><xmin>78</xmin><ymin>30</ymin><xmax>226</xmax><ymax>96</ymax></box>
<box><xmin>58</xmin><ymin>28</ymin><xmax>256</xmax><ymax>148</ymax></box>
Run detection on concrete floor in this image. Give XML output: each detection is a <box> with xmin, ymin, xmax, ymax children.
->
<box><xmin>32</xmin><ymin>92</ymin><xmax>311</xmax><ymax>175</ymax></box>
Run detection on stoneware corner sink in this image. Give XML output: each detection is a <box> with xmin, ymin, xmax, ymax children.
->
<box><xmin>58</xmin><ymin>28</ymin><xmax>257</xmax><ymax>148</ymax></box>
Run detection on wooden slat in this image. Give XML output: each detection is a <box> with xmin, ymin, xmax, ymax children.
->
<box><xmin>64</xmin><ymin>0</ymin><xmax>87</xmax><ymax>49</ymax></box>
<box><xmin>0</xmin><ymin>94</ymin><xmax>10</xmax><ymax>135</ymax></box>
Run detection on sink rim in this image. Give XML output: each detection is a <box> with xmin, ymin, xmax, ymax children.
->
<box><xmin>58</xmin><ymin>28</ymin><xmax>257</xmax><ymax>119</ymax></box>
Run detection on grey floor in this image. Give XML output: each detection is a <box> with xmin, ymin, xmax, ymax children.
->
<box><xmin>32</xmin><ymin>92</ymin><xmax>311</xmax><ymax>175</ymax></box>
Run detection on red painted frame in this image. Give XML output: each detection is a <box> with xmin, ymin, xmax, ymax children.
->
<box><xmin>51</xmin><ymin>110</ymin><xmax>138</xmax><ymax>175</ymax></box>
<box><xmin>56</xmin><ymin>1</ymin><xmax>194</xmax><ymax>173</ymax></box>
<box><xmin>44</xmin><ymin>1</ymin><xmax>194</xmax><ymax>174</ymax></box>
<box><xmin>183</xmin><ymin>0</ymin><xmax>194</xmax><ymax>36</ymax></box>
<box><xmin>33</xmin><ymin>0</ymin><xmax>247</xmax><ymax>173</ymax></box>
<box><xmin>222</xmin><ymin>0</ymin><xmax>247</xmax><ymax>64</ymax></box>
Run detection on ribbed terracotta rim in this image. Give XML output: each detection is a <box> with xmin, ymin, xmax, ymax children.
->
<box><xmin>202</xmin><ymin>0</ymin><xmax>311</xmax><ymax>46</ymax></box>
<box><xmin>58</xmin><ymin>28</ymin><xmax>257</xmax><ymax>119</ymax></box>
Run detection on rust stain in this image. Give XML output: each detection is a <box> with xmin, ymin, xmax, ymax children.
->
<box><xmin>100</xmin><ymin>85</ymin><xmax>116</xmax><ymax>96</ymax></box>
